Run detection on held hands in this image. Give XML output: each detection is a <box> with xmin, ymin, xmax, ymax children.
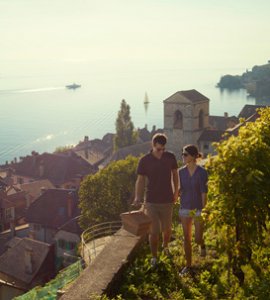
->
<box><xmin>173</xmin><ymin>191</ymin><xmax>179</xmax><ymax>204</ymax></box>
<box><xmin>132</xmin><ymin>197</ymin><xmax>143</xmax><ymax>207</ymax></box>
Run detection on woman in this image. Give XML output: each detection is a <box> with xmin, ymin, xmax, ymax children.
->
<box><xmin>178</xmin><ymin>144</ymin><xmax>208</xmax><ymax>275</ymax></box>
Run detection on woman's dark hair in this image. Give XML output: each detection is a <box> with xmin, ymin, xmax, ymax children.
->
<box><xmin>152</xmin><ymin>133</ymin><xmax>167</xmax><ymax>146</ymax></box>
<box><xmin>183</xmin><ymin>144</ymin><xmax>202</xmax><ymax>158</ymax></box>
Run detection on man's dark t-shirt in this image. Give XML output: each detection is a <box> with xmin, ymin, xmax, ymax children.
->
<box><xmin>137</xmin><ymin>151</ymin><xmax>178</xmax><ymax>204</ymax></box>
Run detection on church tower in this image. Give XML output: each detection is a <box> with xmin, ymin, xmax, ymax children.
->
<box><xmin>163</xmin><ymin>89</ymin><xmax>209</xmax><ymax>159</ymax></box>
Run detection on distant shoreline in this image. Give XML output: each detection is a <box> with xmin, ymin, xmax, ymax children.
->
<box><xmin>217</xmin><ymin>61</ymin><xmax>270</xmax><ymax>100</ymax></box>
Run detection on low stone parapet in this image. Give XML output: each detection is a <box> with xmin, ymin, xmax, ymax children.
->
<box><xmin>60</xmin><ymin>228</ymin><xmax>145</xmax><ymax>300</ymax></box>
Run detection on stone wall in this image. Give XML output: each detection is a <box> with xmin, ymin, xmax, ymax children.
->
<box><xmin>60</xmin><ymin>228</ymin><xmax>145</xmax><ymax>300</ymax></box>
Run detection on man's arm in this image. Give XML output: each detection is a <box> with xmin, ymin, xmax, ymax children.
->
<box><xmin>172</xmin><ymin>169</ymin><xmax>179</xmax><ymax>203</ymax></box>
<box><xmin>133</xmin><ymin>175</ymin><xmax>146</xmax><ymax>205</ymax></box>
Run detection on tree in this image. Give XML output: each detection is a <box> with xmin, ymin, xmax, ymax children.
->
<box><xmin>54</xmin><ymin>145</ymin><xmax>74</xmax><ymax>153</ymax></box>
<box><xmin>205</xmin><ymin>107</ymin><xmax>270</xmax><ymax>284</ymax></box>
<box><xmin>217</xmin><ymin>74</ymin><xmax>242</xmax><ymax>89</ymax></box>
<box><xmin>79</xmin><ymin>155</ymin><xmax>139</xmax><ymax>229</ymax></box>
<box><xmin>114</xmin><ymin>99</ymin><xmax>137</xmax><ymax>150</ymax></box>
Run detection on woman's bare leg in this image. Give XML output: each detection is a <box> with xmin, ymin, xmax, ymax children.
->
<box><xmin>181</xmin><ymin>217</ymin><xmax>193</xmax><ymax>267</ymax></box>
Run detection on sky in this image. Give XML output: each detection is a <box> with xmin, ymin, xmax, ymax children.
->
<box><xmin>0</xmin><ymin>0</ymin><xmax>269</xmax><ymax>163</ymax></box>
<box><xmin>1</xmin><ymin>0</ymin><xmax>270</xmax><ymax>78</ymax></box>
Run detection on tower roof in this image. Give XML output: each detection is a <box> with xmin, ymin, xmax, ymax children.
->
<box><xmin>164</xmin><ymin>89</ymin><xmax>209</xmax><ymax>104</ymax></box>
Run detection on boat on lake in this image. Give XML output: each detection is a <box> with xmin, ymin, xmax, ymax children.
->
<box><xmin>66</xmin><ymin>83</ymin><xmax>81</xmax><ymax>90</ymax></box>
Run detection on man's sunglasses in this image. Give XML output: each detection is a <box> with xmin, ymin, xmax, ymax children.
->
<box><xmin>182</xmin><ymin>152</ymin><xmax>189</xmax><ymax>157</ymax></box>
<box><xmin>156</xmin><ymin>147</ymin><xmax>165</xmax><ymax>152</ymax></box>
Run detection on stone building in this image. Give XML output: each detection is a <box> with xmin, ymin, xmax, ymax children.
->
<box><xmin>164</xmin><ymin>89</ymin><xmax>210</xmax><ymax>159</ymax></box>
<box><xmin>163</xmin><ymin>89</ymin><xmax>243</xmax><ymax>158</ymax></box>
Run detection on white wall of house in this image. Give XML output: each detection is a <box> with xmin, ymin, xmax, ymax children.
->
<box><xmin>29</xmin><ymin>223</ymin><xmax>56</xmax><ymax>244</ymax></box>
<box><xmin>54</xmin><ymin>230</ymin><xmax>80</xmax><ymax>266</ymax></box>
<box><xmin>198</xmin><ymin>141</ymin><xmax>216</xmax><ymax>157</ymax></box>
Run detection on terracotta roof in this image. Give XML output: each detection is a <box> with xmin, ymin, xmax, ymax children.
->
<box><xmin>103</xmin><ymin>142</ymin><xmax>151</xmax><ymax>167</ymax></box>
<box><xmin>6</xmin><ymin>185</ymin><xmax>21</xmax><ymax>196</ymax></box>
<box><xmin>16</xmin><ymin>179</ymin><xmax>55</xmax><ymax>201</ymax></box>
<box><xmin>1</xmin><ymin>191</ymin><xmax>27</xmax><ymax>220</ymax></box>
<box><xmin>198</xmin><ymin>130</ymin><xmax>225</xmax><ymax>142</ymax></box>
<box><xmin>0</xmin><ymin>225</ymin><xmax>30</xmax><ymax>255</ymax></box>
<box><xmin>26</xmin><ymin>189</ymin><xmax>79</xmax><ymax>229</ymax></box>
<box><xmin>12</xmin><ymin>152</ymin><xmax>94</xmax><ymax>185</ymax></box>
<box><xmin>209</xmin><ymin>115</ymin><xmax>239</xmax><ymax>131</ymax></box>
<box><xmin>0</xmin><ymin>179</ymin><xmax>7</xmax><ymax>190</ymax></box>
<box><xmin>226</xmin><ymin>113</ymin><xmax>260</xmax><ymax>136</ymax></box>
<box><xmin>102</xmin><ymin>133</ymin><xmax>115</xmax><ymax>145</ymax></box>
<box><xmin>0</xmin><ymin>196</ymin><xmax>14</xmax><ymax>209</ymax></box>
<box><xmin>74</xmin><ymin>148</ymin><xmax>109</xmax><ymax>166</ymax></box>
<box><xmin>0</xmin><ymin>237</ymin><xmax>51</xmax><ymax>284</ymax></box>
<box><xmin>5</xmin><ymin>191</ymin><xmax>26</xmax><ymax>203</ymax></box>
<box><xmin>138</xmin><ymin>127</ymin><xmax>152</xmax><ymax>142</ymax></box>
<box><xmin>5</xmin><ymin>236</ymin><xmax>21</xmax><ymax>249</ymax></box>
<box><xmin>238</xmin><ymin>105</ymin><xmax>266</xmax><ymax>119</ymax></box>
<box><xmin>75</xmin><ymin>133</ymin><xmax>114</xmax><ymax>152</ymax></box>
<box><xmin>164</xmin><ymin>89</ymin><xmax>209</xmax><ymax>103</ymax></box>
<box><xmin>74</xmin><ymin>136</ymin><xmax>113</xmax><ymax>167</ymax></box>
<box><xmin>0</xmin><ymin>190</ymin><xmax>26</xmax><ymax>209</ymax></box>
<box><xmin>0</xmin><ymin>235</ymin><xmax>12</xmax><ymax>256</ymax></box>
<box><xmin>57</xmin><ymin>215</ymin><xmax>82</xmax><ymax>235</ymax></box>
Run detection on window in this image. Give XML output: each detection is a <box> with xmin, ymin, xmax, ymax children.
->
<box><xmin>199</xmin><ymin>109</ymin><xmax>204</xmax><ymax>129</ymax></box>
<box><xmin>69</xmin><ymin>242</ymin><xmax>76</xmax><ymax>250</ymax></box>
<box><xmin>58</xmin><ymin>239</ymin><xmax>65</xmax><ymax>249</ymax></box>
<box><xmin>17</xmin><ymin>177</ymin><xmax>24</xmax><ymax>184</ymax></box>
<box><xmin>174</xmin><ymin>110</ymin><xmax>183</xmax><ymax>129</ymax></box>
<box><xmin>5</xmin><ymin>208</ymin><xmax>14</xmax><ymax>220</ymax></box>
<box><xmin>203</xmin><ymin>144</ymin><xmax>209</xmax><ymax>150</ymax></box>
<box><xmin>59</xmin><ymin>207</ymin><xmax>65</xmax><ymax>216</ymax></box>
<box><xmin>33</xmin><ymin>223</ymin><xmax>41</xmax><ymax>231</ymax></box>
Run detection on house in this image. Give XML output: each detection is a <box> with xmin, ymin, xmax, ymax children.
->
<box><xmin>0</xmin><ymin>237</ymin><xmax>54</xmax><ymax>300</ymax></box>
<box><xmin>0</xmin><ymin>224</ymin><xmax>30</xmax><ymax>256</ymax></box>
<box><xmin>0</xmin><ymin>192</ymin><xmax>15</xmax><ymax>233</ymax></box>
<box><xmin>5</xmin><ymin>191</ymin><xmax>27</xmax><ymax>226</ymax></box>
<box><xmin>26</xmin><ymin>188</ymin><xmax>79</xmax><ymax>244</ymax></box>
<box><xmin>238</xmin><ymin>104</ymin><xmax>266</xmax><ymax>119</ymax></box>
<box><xmin>5</xmin><ymin>151</ymin><xmax>94</xmax><ymax>188</ymax></box>
<box><xmin>54</xmin><ymin>215</ymin><xmax>83</xmax><ymax>269</ymax></box>
<box><xmin>137</xmin><ymin>125</ymin><xmax>152</xmax><ymax>142</ymax></box>
<box><xmin>0</xmin><ymin>178</ymin><xmax>7</xmax><ymax>191</ymax></box>
<box><xmin>197</xmin><ymin>130</ymin><xmax>225</xmax><ymax>157</ymax></box>
<box><xmin>226</xmin><ymin>112</ymin><xmax>260</xmax><ymax>137</ymax></box>
<box><xmin>0</xmin><ymin>190</ymin><xmax>27</xmax><ymax>232</ymax></box>
<box><xmin>5</xmin><ymin>185</ymin><xmax>21</xmax><ymax>196</ymax></box>
<box><xmin>0</xmin><ymin>169</ymin><xmax>14</xmax><ymax>186</ymax></box>
<box><xmin>73</xmin><ymin>134</ymin><xmax>114</xmax><ymax>168</ymax></box>
<box><xmin>209</xmin><ymin>113</ymin><xmax>238</xmax><ymax>131</ymax></box>
<box><xmin>163</xmin><ymin>89</ymin><xmax>269</xmax><ymax>158</ymax></box>
<box><xmin>225</xmin><ymin>104</ymin><xmax>269</xmax><ymax>137</ymax></box>
<box><xmin>100</xmin><ymin>141</ymin><xmax>152</xmax><ymax>168</ymax></box>
<box><xmin>164</xmin><ymin>89</ymin><xmax>210</xmax><ymax>159</ymax></box>
<box><xmin>15</xmin><ymin>179</ymin><xmax>55</xmax><ymax>207</ymax></box>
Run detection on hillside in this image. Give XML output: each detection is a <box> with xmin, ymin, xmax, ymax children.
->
<box><xmin>217</xmin><ymin>61</ymin><xmax>270</xmax><ymax>99</ymax></box>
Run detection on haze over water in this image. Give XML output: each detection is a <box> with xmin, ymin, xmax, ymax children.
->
<box><xmin>1</xmin><ymin>0</ymin><xmax>270</xmax><ymax>164</ymax></box>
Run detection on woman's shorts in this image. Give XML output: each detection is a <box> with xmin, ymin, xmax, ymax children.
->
<box><xmin>179</xmin><ymin>209</ymin><xmax>202</xmax><ymax>218</ymax></box>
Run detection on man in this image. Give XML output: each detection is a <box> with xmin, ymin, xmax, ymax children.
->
<box><xmin>133</xmin><ymin>133</ymin><xmax>179</xmax><ymax>267</ymax></box>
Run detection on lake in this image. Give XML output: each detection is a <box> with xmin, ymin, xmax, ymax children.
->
<box><xmin>0</xmin><ymin>65</ymin><xmax>257</xmax><ymax>164</ymax></box>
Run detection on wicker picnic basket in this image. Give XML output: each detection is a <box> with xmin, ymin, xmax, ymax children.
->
<box><xmin>120</xmin><ymin>204</ymin><xmax>152</xmax><ymax>236</ymax></box>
